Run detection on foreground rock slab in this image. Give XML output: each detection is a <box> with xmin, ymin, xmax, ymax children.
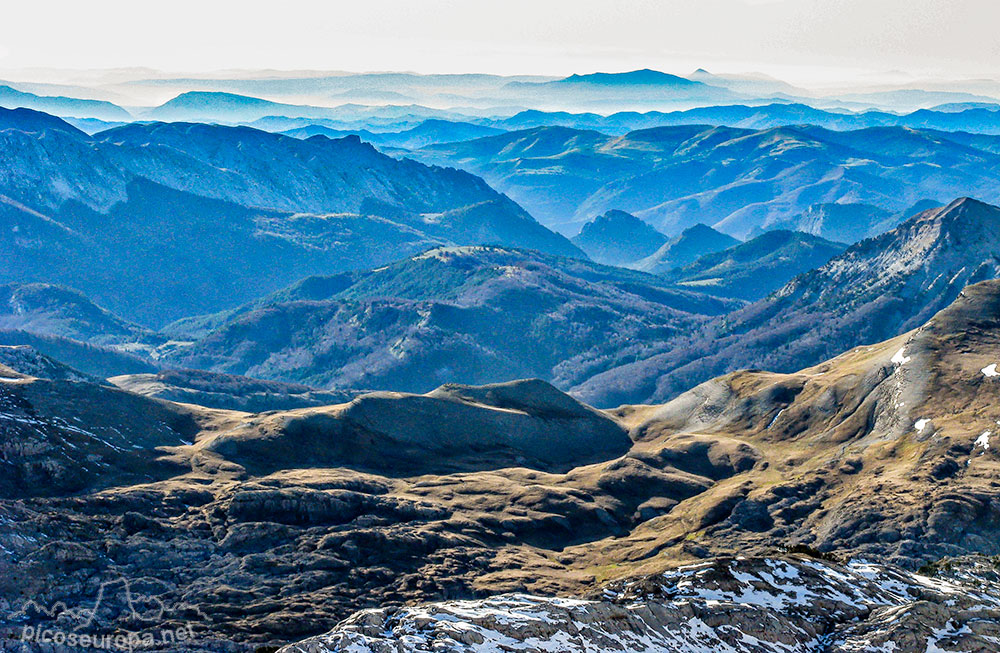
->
<box><xmin>281</xmin><ymin>555</ymin><xmax>1000</xmax><ymax>653</ymax></box>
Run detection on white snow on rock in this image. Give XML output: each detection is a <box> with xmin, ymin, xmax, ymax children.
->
<box><xmin>975</xmin><ymin>431</ymin><xmax>991</xmax><ymax>451</ymax></box>
<box><xmin>982</xmin><ymin>363</ymin><xmax>999</xmax><ymax>378</ymax></box>
<box><xmin>914</xmin><ymin>419</ymin><xmax>930</xmax><ymax>432</ymax></box>
<box><xmin>891</xmin><ymin>347</ymin><xmax>911</xmax><ymax>365</ymax></box>
<box><xmin>280</xmin><ymin>557</ymin><xmax>1000</xmax><ymax>653</ymax></box>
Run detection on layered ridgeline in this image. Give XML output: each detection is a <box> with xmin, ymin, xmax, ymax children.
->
<box><xmin>3</xmin><ymin>279</ymin><xmax>1000</xmax><ymax>650</ymax></box>
<box><xmin>282</xmin><ymin>118</ymin><xmax>506</xmax><ymax>151</ymax></box>
<box><xmin>665</xmin><ymin>229</ymin><xmax>848</xmax><ymax>301</ymax></box>
<box><xmin>163</xmin><ymin>246</ymin><xmax>740</xmax><ymax>392</ymax></box>
<box><xmin>576</xmin><ymin>197</ymin><xmax>1000</xmax><ymax>406</ymax></box>
<box><xmin>0</xmin><ymin>107</ymin><xmax>579</xmax><ymax>325</ymax></box>
<box><xmin>0</xmin><ymin>84</ymin><xmax>131</xmax><ymax>121</ymax></box>
<box><xmin>489</xmin><ymin>102</ymin><xmax>1000</xmax><ymax>135</ymax></box>
<box><xmin>416</xmin><ymin>123</ymin><xmax>1000</xmax><ymax>236</ymax></box>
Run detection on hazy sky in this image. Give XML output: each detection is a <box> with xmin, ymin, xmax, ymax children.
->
<box><xmin>3</xmin><ymin>0</ymin><xmax>999</xmax><ymax>83</ymax></box>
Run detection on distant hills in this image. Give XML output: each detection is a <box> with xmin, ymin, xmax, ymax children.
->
<box><xmin>2</xmin><ymin>66</ymin><xmax>1000</xmax><ymax>132</ymax></box>
<box><xmin>557</xmin><ymin>69</ymin><xmax>704</xmax><ymax>87</ymax></box>
<box><xmin>142</xmin><ymin>90</ymin><xmax>338</xmax><ymax>123</ymax></box>
<box><xmin>574</xmin><ymin>197</ymin><xmax>1000</xmax><ymax>406</ymax></box>
<box><xmin>0</xmin><ymin>108</ymin><xmax>579</xmax><ymax>324</ymax></box>
<box><xmin>499</xmin><ymin>69</ymin><xmax>741</xmax><ymax>111</ymax></box>
<box><xmin>164</xmin><ymin>246</ymin><xmax>740</xmax><ymax>393</ymax></box>
<box><xmin>485</xmin><ymin>102</ymin><xmax>1000</xmax><ymax>135</ymax></box>
<box><xmin>416</xmin><ymin>124</ymin><xmax>1000</xmax><ymax>236</ymax></box>
<box><xmin>282</xmin><ymin>119</ymin><xmax>504</xmax><ymax>150</ymax></box>
<box><xmin>0</xmin><ymin>84</ymin><xmax>131</xmax><ymax>120</ymax></box>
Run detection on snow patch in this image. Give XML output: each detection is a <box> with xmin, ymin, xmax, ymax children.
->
<box><xmin>982</xmin><ymin>363</ymin><xmax>999</xmax><ymax>378</ymax></box>
<box><xmin>891</xmin><ymin>347</ymin><xmax>911</xmax><ymax>365</ymax></box>
<box><xmin>975</xmin><ymin>431</ymin><xmax>991</xmax><ymax>451</ymax></box>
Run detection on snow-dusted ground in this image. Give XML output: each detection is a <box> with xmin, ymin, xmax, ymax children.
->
<box><xmin>280</xmin><ymin>556</ymin><xmax>1000</xmax><ymax>653</ymax></box>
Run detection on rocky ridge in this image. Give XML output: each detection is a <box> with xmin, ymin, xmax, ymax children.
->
<box><xmin>282</xmin><ymin>555</ymin><xmax>1000</xmax><ymax>653</ymax></box>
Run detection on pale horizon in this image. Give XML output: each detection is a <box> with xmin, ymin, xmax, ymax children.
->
<box><xmin>2</xmin><ymin>0</ymin><xmax>999</xmax><ymax>87</ymax></box>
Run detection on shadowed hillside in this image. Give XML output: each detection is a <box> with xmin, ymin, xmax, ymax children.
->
<box><xmin>0</xmin><ymin>108</ymin><xmax>581</xmax><ymax>325</ymax></box>
<box><xmin>575</xmin><ymin>197</ymin><xmax>1000</xmax><ymax>406</ymax></box>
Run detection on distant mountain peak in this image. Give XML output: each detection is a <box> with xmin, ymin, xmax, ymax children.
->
<box><xmin>572</xmin><ymin>210</ymin><xmax>667</xmax><ymax>266</ymax></box>
<box><xmin>592</xmin><ymin>209</ymin><xmax>647</xmax><ymax>225</ymax></box>
<box><xmin>161</xmin><ymin>90</ymin><xmax>273</xmax><ymax>105</ymax></box>
<box><xmin>937</xmin><ymin>196</ymin><xmax>996</xmax><ymax>216</ymax></box>
<box><xmin>559</xmin><ymin>69</ymin><xmax>700</xmax><ymax>87</ymax></box>
<box><xmin>906</xmin><ymin>197</ymin><xmax>1000</xmax><ymax>238</ymax></box>
<box><xmin>634</xmin><ymin>223</ymin><xmax>740</xmax><ymax>275</ymax></box>
<box><xmin>680</xmin><ymin>223</ymin><xmax>727</xmax><ymax>238</ymax></box>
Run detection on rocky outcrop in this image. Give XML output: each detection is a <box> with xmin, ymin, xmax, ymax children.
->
<box><xmin>0</xmin><ymin>370</ymin><xmax>198</xmax><ymax>498</ymax></box>
<box><xmin>109</xmin><ymin>369</ymin><xmax>358</xmax><ymax>413</ymax></box>
<box><xmin>281</xmin><ymin>555</ymin><xmax>1000</xmax><ymax>653</ymax></box>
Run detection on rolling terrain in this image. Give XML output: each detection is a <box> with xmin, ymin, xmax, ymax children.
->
<box><xmin>2</xmin><ymin>279</ymin><xmax>1000</xmax><ymax>651</ymax></box>
<box><xmin>416</xmin><ymin>123</ymin><xmax>1000</xmax><ymax>236</ymax></box>
<box><xmin>164</xmin><ymin>246</ymin><xmax>740</xmax><ymax>392</ymax></box>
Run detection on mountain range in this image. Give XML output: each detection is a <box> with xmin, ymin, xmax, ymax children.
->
<box><xmin>485</xmin><ymin>102</ymin><xmax>1000</xmax><ymax>135</ymax></box>
<box><xmin>415</xmin><ymin>123</ymin><xmax>1000</xmax><ymax>236</ymax></box>
<box><xmin>6</xmin><ymin>67</ymin><xmax>1000</xmax><ymax>653</ymax></box>
<box><xmin>6</xmin><ymin>195</ymin><xmax>996</xmax><ymax>405</ymax></box>
<box><xmin>9</xmin><ymin>67</ymin><xmax>1000</xmax><ymax>135</ymax></box>
<box><xmin>0</xmin><ymin>107</ymin><xmax>579</xmax><ymax>325</ymax></box>
<box><xmin>0</xmin><ymin>84</ymin><xmax>131</xmax><ymax>120</ymax></box>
